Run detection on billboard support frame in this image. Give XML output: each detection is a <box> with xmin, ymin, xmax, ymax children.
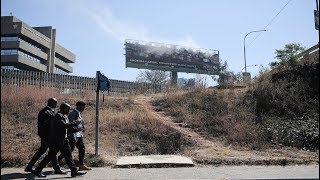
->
<box><xmin>171</xmin><ymin>71</ymin><xmax>178</xmax><ymax>86</ymax></box>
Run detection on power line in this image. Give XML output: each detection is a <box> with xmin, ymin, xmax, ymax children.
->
<box><xmin>247</xmin><ymin>0</ymin><xmax>293</xmax><ymax>47</ymax></box>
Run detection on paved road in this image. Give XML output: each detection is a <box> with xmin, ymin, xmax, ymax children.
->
<box><xmin>1</xmin><ymin>165</ymin><xmax>319</xmax><ymax>179</ymax></box>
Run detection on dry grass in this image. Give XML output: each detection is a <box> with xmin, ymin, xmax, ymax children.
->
<box><xmin>0</xmin><ymin>86</ymin><xmax>74</xmax><ymax>166</ymax></box>
<box><xmin>151</xmin><ymin>87</ymin><xmax>318</xmax><ymax>165</ymax></box>
<box><xmin>152</xmin><ymin>87</ymin><xmax>310</xmax><ymax>150</ymax></box>
<box><xmin>151</xmin><ymin>88</ymin><xmax>262</xmax><ymax>147</ymax></box>
<box><xmin>1</xmin><ymin>85</ymin><xmax>185</xmax><ymax>167</ymax></box>
<box><xmin>1</xmin><ymin>84</ymin><xmax>318</xmax><ymax>168</ymax></box>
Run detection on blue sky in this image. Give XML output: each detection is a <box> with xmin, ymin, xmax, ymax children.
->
<box><xmin>1</xmin><ymin>0</ymin><xmax>318</xmax><ymax>85</ymax></box>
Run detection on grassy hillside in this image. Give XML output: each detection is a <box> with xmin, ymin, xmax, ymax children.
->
<box><xmin>152</xmin><ymin>88</ymin><xmax>265</xmax><ymax>149</ymax></box>
<box><xmin>1</xmin><ymin>87</ymin><xmax>186</xmax><ymax>167</ymax></box>
<box><xmin>153</xmin><ymin>61</ymin><xmax>319</xmax><ymax>151</ymax></box>
<box><xmin>1</xmin><ymin>61</ymin><xmax>318</xmax><ymax>167</ymax></box>
<box><xmin>241</xmin><ymin>61</ymin><xmax>319</xmax><ymax>150</ymax></box>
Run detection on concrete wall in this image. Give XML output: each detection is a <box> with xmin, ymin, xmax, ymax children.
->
<box><xmin>55</xmin><ymin>43</ymin><xmax>76</xmax><ymax>63</ymax></box>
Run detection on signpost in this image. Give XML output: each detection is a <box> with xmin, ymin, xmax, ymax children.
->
<box><xmin>95</xmin><ymin>71</ymin><xmax>110</xmax><ymax>155</ymax></box>
<box><xmin>95</xmin><ymin>71</ymin><xmax>100</xmax><ymax>155</ymax></box>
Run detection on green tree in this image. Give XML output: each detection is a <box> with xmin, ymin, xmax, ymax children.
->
<box><xmin>269</xmin><ymin>43</ymin><xmax>305</xmax><ymax>68</ymax></box>
<box><xmin>212</xmin><ymin>60</ymin><xmax>238</xmax><ymax>86</ymax></box>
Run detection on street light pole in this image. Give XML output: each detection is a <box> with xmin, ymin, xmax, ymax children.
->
<box><xmin>241</xmin><ymin>64</ymin><xmax>258</xmax><ymax>72</ymax></box>
<box><xmin>243</xmin><ymin>30</ymin><xmax>267</xmax><ymax>72</ymax></box>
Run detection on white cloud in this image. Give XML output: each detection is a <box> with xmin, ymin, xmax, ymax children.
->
<box><xmin>77</xmin><ymin>0</ymin><xmax>201</xmax><ymax>48</ymax></box>
<box><xmin>86</xmin><ymin>6</ymin><xmax>149</xmax><ymax>42</ymax></box>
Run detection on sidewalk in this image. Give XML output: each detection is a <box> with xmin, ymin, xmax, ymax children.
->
<box><xmin>1</xmin><ymin>165</ymin><xmax>319</xmax><ymax>179</ymax></box>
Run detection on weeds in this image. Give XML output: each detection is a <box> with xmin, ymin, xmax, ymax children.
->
<box><xmin>1</xmin><ymin>88</ymin><xmax>185</xmax><ymax>167</ymax></box>
<box><xmin>240</xmin><ymin>61</ymin><xmax>319</xmax><ymax>150</ymax></box>
<box><xmin>1</xmin><ymin>60</ymin><xmax>318</xmax><ymax>168</ymax></box>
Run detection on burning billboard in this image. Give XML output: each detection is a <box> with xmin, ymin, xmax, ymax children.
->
<box><xmin>124</xmin><ymin>39</ymin><xmax>220</xmax><ymax>75</ymax></box>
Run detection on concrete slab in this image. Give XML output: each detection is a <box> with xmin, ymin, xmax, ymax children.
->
<box><xmin>116</xmin><ymin>155</ymin><xmax>194</xmax><ymax>168</ymax></box>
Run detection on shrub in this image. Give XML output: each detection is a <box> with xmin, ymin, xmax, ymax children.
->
<box><xmin>240</xmin><ymin>61</ymin><xmax>319</xmax><ymax>150</ymax></box>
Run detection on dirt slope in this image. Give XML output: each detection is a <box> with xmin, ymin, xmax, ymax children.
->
<box><xmin>135</xmin><ymin>97</ymin><xmax>319</xmax><ymax>166</ymax></box>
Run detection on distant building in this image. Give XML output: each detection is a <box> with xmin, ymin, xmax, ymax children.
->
<box><xmin>1</xmin><ymin>16</ymin><xmax>75</xmax><ymax>74</ymax></box>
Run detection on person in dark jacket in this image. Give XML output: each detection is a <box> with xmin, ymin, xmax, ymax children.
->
<box><xmin>24</xmin><ymin>98</ymin><xmax>64</xmax><ymax>174</ymax></box>
<box><xmin>32</xmin><ymin>103</ymin><xmax>87</xmax><ymax>178</ymax></box>
<box><xmin>58</xmin><ymin>101</ymin><xmax>91</xmax><ymax>171</ymax></box>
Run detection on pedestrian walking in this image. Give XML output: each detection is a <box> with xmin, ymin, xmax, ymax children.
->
<box><xmin>58</xmin><ymin>101</ymin><xmax>92</xmax><ymax>171</ymax></box>
<box><xmin>24</xmin><ymin>98</ymin><xmax>64</xmax><ymax>174</ymax></box>
<box><xmin>32</xmin><ymin>103</ymin><xmax>87</xmax><ymax>178</ymax></box>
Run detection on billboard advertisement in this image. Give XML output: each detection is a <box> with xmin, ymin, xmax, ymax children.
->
<box><xmin>124</xmin><ymin>39</ymin><xmax>220</xmax><ymax>75</ymax></box>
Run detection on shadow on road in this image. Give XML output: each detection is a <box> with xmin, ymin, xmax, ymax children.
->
<box><xmin>1</xmin><ymin>170</ymin><xmax>53</xmax><ymax>180</ymax></box>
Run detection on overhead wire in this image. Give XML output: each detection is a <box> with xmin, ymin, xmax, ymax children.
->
<box><xmin>247</xmin><ymin>0</ymin><xmax>294</xmax><ymax>48</ymax></box>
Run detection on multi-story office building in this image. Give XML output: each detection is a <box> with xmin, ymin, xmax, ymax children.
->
<box><xmin>1</xmin><ymin>16</ymin><xmax>75</xmax><ymax>74</ymax></box>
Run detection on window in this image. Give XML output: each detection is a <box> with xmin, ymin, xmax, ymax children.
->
<box><xmin>1</xmin><ymin>49</ymin><xmax>41</xmax><ymax>63</ymax></box>
<box><xmin>1</xmin><ymin>36</ymin><xmax>43</xmax><ymax>52</ymax></box>
<box><xmin>1</xmin><ymin>37</ymin><xmax>19</xmax><ymax>41</ymax></box>
<box><xmin>54</xmin><ymin>66</ymin><xmax>68</xmax><ymax>74</ymax></box>
<box><xmin>1</xmin><ymin>66</ymin><xmax>17</xmax><ymax>70</ymax></box>
<box><xmin>1</xmin><ymin>49</ymin><xmax>18</xmax><ymax>55</ymax></box>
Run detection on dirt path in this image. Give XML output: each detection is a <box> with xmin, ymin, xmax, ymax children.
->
<box><xmin>134</xmin><ymin>97</ymin><xmax>319</xmax><ymax>165</ymax></box>
<box><xmin>136</xmin><ymin>98</ymin><xmax>222</xmax><ymax>148</ymax></box>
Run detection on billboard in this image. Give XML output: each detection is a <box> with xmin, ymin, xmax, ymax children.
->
<box><xmin>124</xmin><ymin>39</ymin><xmax>220</xmax><ymax>75</ymax></box>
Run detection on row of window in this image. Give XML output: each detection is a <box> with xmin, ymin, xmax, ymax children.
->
<box><xmin>1</xmin><ymin>66</ymin><xmax>18</xmax><ymax>70</ymax></box>
<box><xmin>2</xmin><ymin>37</ymin><xmax>73</xmax><ymax>63</ymax></box>
<box><xmin>1</xmin><ymin>65</ymin><xmax>68</xmax><ymax>75</ymax></box>
<box><xmin>2</xmin><ymin>51</ymin><xmax>69</xmax><ymax>70</ymax></box>
<box><xmin>1</xmin><ymin>36</ymin><xmax>43</xmax><ymax>52</ymax></box>
<box><xmin>1</xmin><ymin>49</ymin><xmax>41</xmax><ymax>64</ymax></box>
<box><xmin>54</xmin><ymin>66</ymin><xmax>68</xmax><ymax>74</ymax></box>
<box><xmin>1</xmin><ymin>36</ymin><xmax>19</xmax><ymax>41</ymax></box>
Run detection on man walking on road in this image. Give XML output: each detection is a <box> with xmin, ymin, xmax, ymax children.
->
<box><xmin>58</xmin><ymin>101</ymin><xmax>92</xmax><ymax>171</ymax></box>
<box><xmin>24</xmin><ymin>98</ymin><xmax>64</xmax><ymax>174</ymax></box>
<box><xmin>32</xmin><ymin>103</ymin><xmax>87</xmax><ymax>178</ymax></box>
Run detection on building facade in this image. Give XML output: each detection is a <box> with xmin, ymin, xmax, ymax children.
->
<box><xmin>1</xmin><ymin>16</ymin><xmax>75</xmax><ymax>74</ymax></box>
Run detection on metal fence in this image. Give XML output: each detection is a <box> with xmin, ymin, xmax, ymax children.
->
<box><xmin>1</xmin><ymin>69</ymin><xmax>162</xmax><ymax>95</ymax></box>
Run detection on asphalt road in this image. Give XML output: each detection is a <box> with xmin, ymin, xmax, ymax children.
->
<box><xmin>1</xmin><ymin>165</ymin><xmax>319</xmax><ymax>179</ymax></box>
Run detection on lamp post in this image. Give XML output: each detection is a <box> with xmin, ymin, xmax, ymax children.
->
<box><xmin>243</xmin><ymin>30</ymin><xmax>267</xmax><ymax>72</ymax></box>
<box><xmin>241</xmin><ymin>64</ymin><xmax>258</xmax><ymax>72</ymax></box>
<box><xmin>241</xmin><ymin>64</ymin><xmax>258</xmax><ymax>85</ymax></box>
